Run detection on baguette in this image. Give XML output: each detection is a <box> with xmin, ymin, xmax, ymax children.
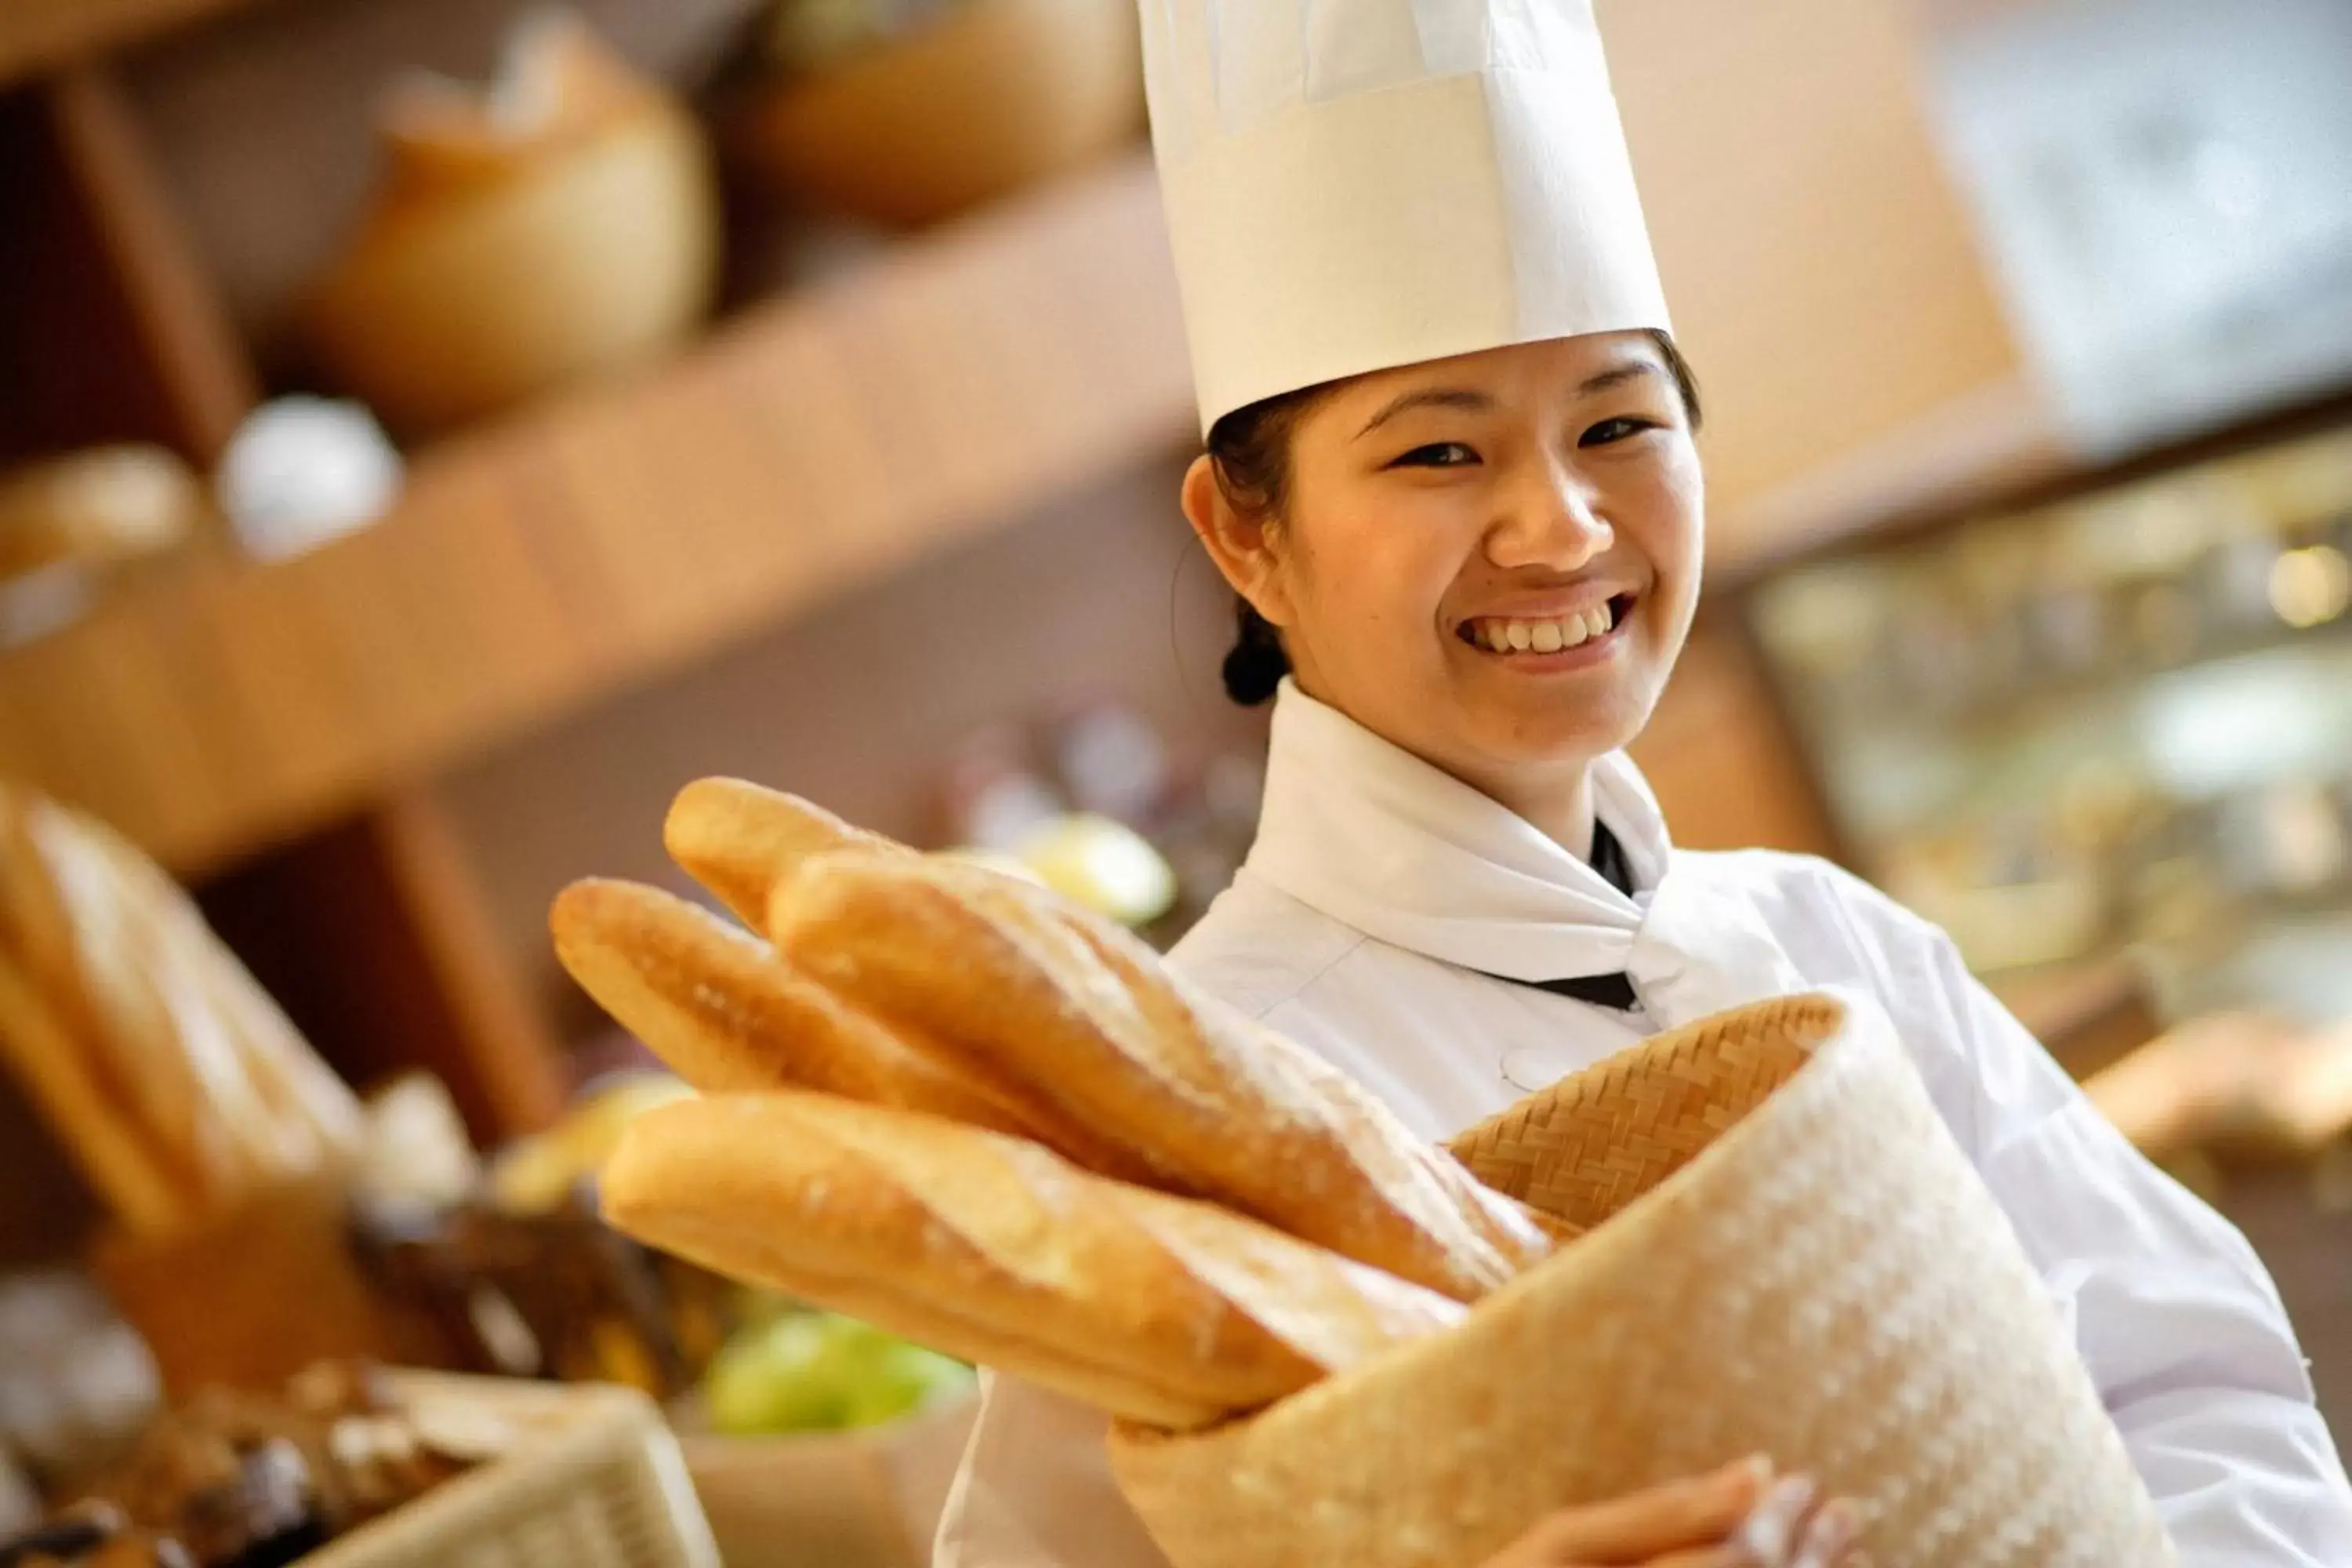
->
<box><xmin>0</xmin><ymin>786</ymin><xmax>367</xmax><ymax>1229</ymax></box>
<box><xmin>551</xmin><ymin>878</ymin><xmax>1155</xmax><ymax>1181</ymax></box>
<box><xmin>669</xmin><ymin>785</ymin><xmax>1573</xmax><ymax>1250</ymax></box>
<box><xmin>0</xmin><ymin>946</ymin><xmax>190</xmax><ymax>1236</ymax></box>
<box><xmin>180</xmin><ymin>909</ymin><xmax>365</xmax><ymax>1182</ymax></box>
<box><xmin>600</xmin><ymin>1093</ymin><xmax>1465</xmax><ymax>1428</ymax></box>
<box><xmin>77</xmin><ymin>811</ymin><xmax>358</xmax><ymax>1189</ymax></box>
<box><xmin>1058</xmin><ymin>902</ymin><xmax>1572</xmax><ymax>1264</ymax></box>
<box><xmin>664</xmin><ymin>779</ymin><xmax>908</xmax><ymax>931</ymax></box>
<box><xmin>0</xmin><ymin>789</ymin><xmax>238</xmax><ymax>1218</ymax></box>
<box><xmin>770</xmin><ymin>852</ymin><xmax>1550</xmax><ymax>1301</ymax></box>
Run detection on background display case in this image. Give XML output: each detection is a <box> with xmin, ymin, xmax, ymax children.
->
<box><xmin>1741</xmin><ymin>402</ymin><xmax>2352</xmax><ymax>1030</ymax></box>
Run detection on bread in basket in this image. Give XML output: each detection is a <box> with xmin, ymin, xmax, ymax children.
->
<box><xmin>572</xmin><ymin>783</ymin><xmax>2177</xmax><ymax>1568</ymax></box>
<box><xmin>1107</xmin><ymin>990</ymin><xmax>2175</xmax><ymax>1568</ymax></box>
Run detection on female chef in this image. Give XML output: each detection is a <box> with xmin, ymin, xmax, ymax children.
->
<box><xmin>935</xmin><ymin>2</ymin><xmax>2352</xmax><ymax>1563</ymax></box>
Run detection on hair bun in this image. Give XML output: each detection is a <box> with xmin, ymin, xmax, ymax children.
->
<box><xmin>1222</xmin><ymin>598</ymin><xmax>1288</xmax><ymax>706</ymax></box>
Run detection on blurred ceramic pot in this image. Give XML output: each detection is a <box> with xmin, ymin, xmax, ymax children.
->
<box><xmin>304</xmin><ymin>11</ymin><xmax>720</xmax><ymax>436</ymax></box>
<box><xmin>731</xmin><ymin>0</ymin><xmax>1142</xmax><ymax>228</ymax></box>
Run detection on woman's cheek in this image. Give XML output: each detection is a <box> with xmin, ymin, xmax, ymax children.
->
<box><xmin>1336</xmin><ymin>512</ymin><xmax>1444</xmax><ymax>639</ymax></box>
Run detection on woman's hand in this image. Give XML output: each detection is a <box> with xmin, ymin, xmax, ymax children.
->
<box><xmin>1476</xmin><ymin>1457</ymin><xmax>1864</xmax><ymax>1567</ymax></box>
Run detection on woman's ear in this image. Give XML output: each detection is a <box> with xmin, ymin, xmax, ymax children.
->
<box><xmin>1181</xmin><ymin>455</ymin><xmax>1295</xmax><ymax>627</ymax></box>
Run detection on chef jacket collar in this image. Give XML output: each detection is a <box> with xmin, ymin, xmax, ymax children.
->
<box><xmin>1243</xmin><ymin>679</ymin><xmax>1806</xmax><ymax>1025</ymax></box>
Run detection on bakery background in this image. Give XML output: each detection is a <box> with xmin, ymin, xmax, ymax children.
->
<box><xmin>0</xmin><ymin>0</ymin><xmax>2347</xmax><ymax>1562</ymax></box>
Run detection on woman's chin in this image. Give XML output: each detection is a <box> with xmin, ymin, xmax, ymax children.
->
<box><xmin>1448</xmin><ymin>683</ymin><xmax>1653</xmax><ymax>768</ymax></box>
<box><xmin>1316</xmin><ymin>662</ymin><xmax>1655</xmax><ymax>774</ymax></box>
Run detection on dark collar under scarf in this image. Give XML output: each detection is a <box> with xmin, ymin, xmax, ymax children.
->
<box><xmin>1490</xmin><ymin>820</ymin><xmax>1641</xmax><ymax>1012</ymax></box>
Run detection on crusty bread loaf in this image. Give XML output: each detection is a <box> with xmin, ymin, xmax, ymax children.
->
<box><xmin>599</xmin><ymin>1093</ymin><xmax>1465</xmax><ymax>1428</ymax></box>
<box><xmin>769</xmin><ymin>852</ymin><xmax>1551</xmax><ymax>1302</ymax></box>
<box><xmin>71</xmin><ymin>806</ymin><xmax>358</xmax><ymax>1187</ymax></box>
<box><xmin>1058</xmin><ymin>909</ymin><xmax>1570</xmax><ymax>1267</ymax></box>
<box><xmin>0</xmin><ymin>787</ymin><xmax>196</xmax><ymax>1229</ymax></box>
<box><xmin>663</xmin><ymin>779</ymin><xmax>908</xmax><ymax>931</ymax></box>
<box><xmin>551</xmin><ymin>877</ymin><xmax>1158</xmax><ymax>1181</ymax></box>
<box><xmin>1112</xmin><ymin>1174</ymin><xmax>1479</xmax><ymax>1377</ymax></box>
<box><xmin>660</xmin><ymin>780</ymin><xmax>1570</xmax><ymax>1257</ymax></box>
<box><xmin>553</xmin><ymin>876</ymin><xmax>975</xmax><ymax>1103</ymax></box>
<box><xmin>181</xmin><ymin>919</ymin><xmax>364</xmax><ymax>1182</ymax></box>
<box><xmin>0</xmin><ymin>785</ymin><xmax>359</xmax><ymax>1235</ymax></box>
<box><xmin>0</xmin><ymin>946</ymin><xmax>189</xmax><ymax>1235</ymax></box>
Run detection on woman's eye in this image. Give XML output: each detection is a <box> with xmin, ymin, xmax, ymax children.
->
<box><xmin>1580</xmin><ymin>417</ymin><xmax>1658</xmax><ymax>448</ymax></box>
<box><xmin>1389</xmin><ymin>442</ymin><xmax>1479</xmax><ymax>469</ymax></box>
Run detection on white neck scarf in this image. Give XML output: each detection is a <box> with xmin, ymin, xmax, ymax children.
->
<box><xmin>1242</xmin><ymin>681</ymin><xmax>1804</xmax><ymax>1030</ymax></box>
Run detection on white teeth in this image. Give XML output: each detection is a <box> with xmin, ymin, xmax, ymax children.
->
<box><xmin>1469</xmin><ymin>604</ymin><xmax>1621</xmax><ymax>654</ymax></box>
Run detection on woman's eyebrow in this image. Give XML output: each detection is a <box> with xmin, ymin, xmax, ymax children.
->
<box><xmin>1353</xmin><ymin>362</ymin><xmax>1662</xmax><ymax>441</ymax></box>
<box><xmin>1354</xmin><ymin>387</ymin><xmax>1492</xmax><ymax>439</ymax></box>
<box><xmin>1574</xmin><ymin>361</ymin><xmax>1661</xmax><ymax>397</ymax></box>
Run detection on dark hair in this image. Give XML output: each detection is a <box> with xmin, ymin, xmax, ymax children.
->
<box><xmin>1207</xmin><ymin>329</ymin><xmax>1704</xmax><ymax>706</ymax></box>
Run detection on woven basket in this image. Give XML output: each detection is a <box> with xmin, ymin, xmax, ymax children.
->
<box><xmin>1108</xmin><ymin>992</ymin><xmax>2174</xmax><ymax>1568</ymax></box>
<box><xmin>309</xmin><ymin>1373</ymin><xmax>718</xmax><ymax>1568</ymax></box>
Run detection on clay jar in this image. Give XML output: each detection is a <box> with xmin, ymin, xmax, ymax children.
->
<box><xmin>305</xmin><ymin>13</ymin><xmax>720</xmax><ymax>437</ymax></box>
<box><xmin>731</xmin><ymin>0</ymin><xmax>1142</xmax><ymax>228</ymax></box>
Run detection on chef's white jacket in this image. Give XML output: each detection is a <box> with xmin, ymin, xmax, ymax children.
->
<box><xmin>935</xmin><ymin>681</ymin><xmax>2352</xmax><ymax>1565</ymax></box>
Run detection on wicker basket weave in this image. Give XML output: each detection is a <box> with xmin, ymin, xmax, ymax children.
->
<box><xmin>308</xmin><ymin>1374</ymin><xmax>719</xmax><ymax>1568</ymax></box>
<box><xmin>1109</xmin><ymin>992</ymin><xmax>2175</xmax><ymax>1568</ymax></box>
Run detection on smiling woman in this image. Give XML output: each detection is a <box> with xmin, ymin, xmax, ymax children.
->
<box><xmin>1205</xmin><ymin>330</ymin><xmax>1700</xmax><ymax>691</ymax></box>
<box><xmin>935</xmin><ymin>0</ymin><xmax>2352</xmax><ymax>1561</ymax></box>
<box><xmin>1187</xmin><ymin>329</ymin><xmax>1706</xmax><ymax>853</ymax></box>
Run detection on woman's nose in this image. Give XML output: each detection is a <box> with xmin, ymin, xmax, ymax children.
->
<box><xmin>1485</xmin><ymin>466</ymin><xmax>1613</xmax><ymax>572</ymax></box>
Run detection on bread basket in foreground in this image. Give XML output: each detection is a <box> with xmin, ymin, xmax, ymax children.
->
<box><xmin>1108</xmin><ymin>991</ymin><xmax>2175</xmax><ymax>1568</ymax></box>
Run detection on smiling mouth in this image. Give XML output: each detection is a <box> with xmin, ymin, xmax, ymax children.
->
<box><xmin>1457</xmin><ymin>593</ymin><xmax>1638</xmax><ymax>655</ymax></box>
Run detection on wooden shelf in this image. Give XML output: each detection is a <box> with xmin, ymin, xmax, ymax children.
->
<box><xmin>0</xmin><ymin>156</ymin><xmax>1194</xmax><ymax>878</ymax></box>
<box><xmin>0</xmin><ymin>0</ymin><xmax>278</xmax><ymax>89</ymax></box>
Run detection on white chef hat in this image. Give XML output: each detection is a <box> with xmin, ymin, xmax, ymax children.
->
<box><xmin>1140</xmin><ymin>1</ymin><xmax>1672</xmax><ymax>434</ymax></box>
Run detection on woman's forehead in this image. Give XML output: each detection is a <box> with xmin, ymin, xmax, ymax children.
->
<box><xmin>1323</xmin><ymin>332</ymin><xmax>1666</xmax><ymax>419</ymax></box>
